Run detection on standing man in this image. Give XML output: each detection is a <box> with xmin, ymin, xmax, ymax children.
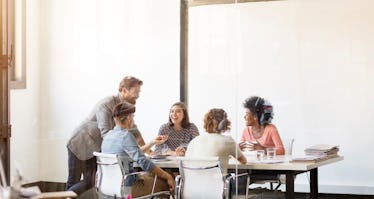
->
<box><xmin>66</xmin><ymin>76</ymin><xmax>146</xmax><ymax>195</ymax></box>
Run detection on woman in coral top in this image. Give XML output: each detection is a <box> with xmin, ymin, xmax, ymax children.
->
<box><xmin>239</xmin><ymin>96</ymin><xmax>285</xmax><ymax>155</ymax></box>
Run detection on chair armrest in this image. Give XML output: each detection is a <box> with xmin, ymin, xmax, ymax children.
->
<box><xmin>123</xmin><ymin>171</ymin><xmax>148</xmax><ymax>181</ymax></box>
<box><xmin>224</xmin><ymin>173</ymin><xmax>250</xmax><ymax>199</ymax></box>
<box><xmin>38</xmin><ymin>191</ymin><xmax>77</xmax><ymax>198</ymax></box>
<box><xmin>175</xmin><ymin>175</ymin><xmax>182</xmax><ymax>199</ymax></box>
<box><xmin>225</xmin><ymin>172</ymin><xmax>249</xmax><ymax>183</ymax></box>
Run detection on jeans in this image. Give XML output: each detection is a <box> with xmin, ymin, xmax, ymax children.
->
<box><xmin>66</xmin><ymin>147</ymin><xmax>96</xmax><ymax>195</ymax></box>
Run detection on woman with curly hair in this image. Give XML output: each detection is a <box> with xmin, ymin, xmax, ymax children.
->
<box><xmin>239</xmin><ymin>96</ymin><xmax>285</xmax><ymax>155</ymax></box>
<box><xmin>185</xmin><ymin>108</ymin><xmax>246</xmax><ymax>174</ymax></box>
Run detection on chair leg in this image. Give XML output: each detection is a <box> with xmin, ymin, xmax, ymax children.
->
<box><xmin>151</xmin><ymin>175</ymin><xmax>158</xmax><ymax>194</ymax></box>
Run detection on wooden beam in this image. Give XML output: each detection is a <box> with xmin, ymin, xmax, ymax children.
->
<box><xmin>0</xmin><ymin>0</ymin><xmax>11</xmax><ymax>185</ymax></box>
<box><xmin>180</xmin><ymin>0</ymin><xmax>188</xmax><ymax>105</ymax></box>
<box><xmin>187</xmin><ymin>0</ymin><xmax>283</xmax><ymax>7</ymax></box>
<box><xmin>10</xmin><ymin>0</ymin><xmax>26</xmax><ymax>89</ymax></box>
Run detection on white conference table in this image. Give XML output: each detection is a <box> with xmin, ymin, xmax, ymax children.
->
<box><xmin>151</xmin><ymin>155</ymin><xmax>344</xmax><ymax>199</ymax></box>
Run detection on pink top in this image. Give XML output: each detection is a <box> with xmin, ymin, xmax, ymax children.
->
<box><xmin>240</xmin><ymin>124</ymin><xmax>285</xmax><ymax>155</ymax></box>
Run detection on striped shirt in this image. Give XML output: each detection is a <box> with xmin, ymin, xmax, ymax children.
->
<box><xmin>154</xmin><ymin>123</ymin><xmax>199</xmax><ymax>153</ymax></box>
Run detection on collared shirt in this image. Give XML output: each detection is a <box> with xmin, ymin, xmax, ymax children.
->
<box><xmin>101</xmin><ymin>126</ymin><xmax>155</xmax><ymax>172</ymax></box>
<box><xmin>95</xmin><ymin>94</ymin><xmax>141</xmax><ymax>138</ymax></box>
<box><xmin>67</xmin><ymin>94</ymin><xmax>142</xmax><ymax>160</ymax></box>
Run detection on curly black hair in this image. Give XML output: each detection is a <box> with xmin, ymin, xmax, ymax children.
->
<box><xmin>243</xmin><ymin>96</ymin><xmax>273</xmax><ymax>125</ymax></box>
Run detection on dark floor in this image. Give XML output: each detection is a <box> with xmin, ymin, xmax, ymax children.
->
<box><xmin>299</xmin><ymin>193</ymin><xmax>374</xmax><ymax>199</ymax></box>
<box><xmin>25</xmin><ymin>182</ymin><xmax>374</xmax><ymax>199</ymax></box>
<box><xmin>243</xmin><ymin>189</ymin><xmax>374</xmax><ymax>199</ymax></box>
<box><xmin>77</xmin><ymin>188</ymin><xmax>374</xmax><ymax>199</ymax></box>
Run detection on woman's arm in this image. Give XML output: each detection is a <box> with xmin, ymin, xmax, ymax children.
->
<box><xmin>189</xmin><ymin>123</ymin><xmax>200</xmax><ymax>139</ymax></box>
<box><xmin>268</xmin><ymin>125</ymin><xmax>285</xmax><ymax>155</ymax></box>
<box><xmin>237</xmin><ymin>155</ymin><xmax>247</xmax><ymax>164</ymax></box>
<box><xmin>173</xmin><ymin>124</ymin><xmax>199</xmax><ymax>156</ymax></box>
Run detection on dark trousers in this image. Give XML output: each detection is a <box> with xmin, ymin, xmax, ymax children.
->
<box><xmin>66</xmin><ymin>148</ymin><xmax>97</xmax><ymax>195</ymax></box>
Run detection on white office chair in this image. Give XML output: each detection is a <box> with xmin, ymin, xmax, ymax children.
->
<box><xmin>93</xmin><ymin>152</ymin><xmax>170</xmax><ymax>199</ymax></box>
<box><xmin>175</xmin><ymin>157</ymin><xmax>250</xmax><ymax>199</ymax></box>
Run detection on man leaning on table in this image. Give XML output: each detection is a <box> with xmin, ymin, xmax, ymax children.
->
<box><xmin>66</xmin><ymin>76</ymin><xmax>148</xmax><ymax>195</ymax></box>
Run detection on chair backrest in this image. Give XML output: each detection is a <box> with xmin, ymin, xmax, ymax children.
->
<box><xmin>93</xmin><ymin>152</ymin><xmax>125</xmax><ymax>197</ymax></box>
<box><xmin>178</xmin><ymin>157</ymin><xmax>225</xmax><ymax>199</ymax></box>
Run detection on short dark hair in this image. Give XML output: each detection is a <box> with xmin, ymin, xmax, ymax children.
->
<box><xmin>112</xmin><ymin>102</ymin><xmax>135</xmax><ymax>123</ymax></box>
<box><xmin>243</xmin><ymin>96</ymin><xmax>274</xmax><ymax>125</ymax></box>
<box><xmin>118</xmin><ymin>76</ymin><xmax>143</xmax><ymax>92</ymax></box>
<box><xmin>168</xmin><ymin>102</ymin><xmax>191</xmax><ymax>128</ymax></box>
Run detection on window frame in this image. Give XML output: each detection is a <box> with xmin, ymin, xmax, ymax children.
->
<box><xmin>10</xmin><ymin>0</ymin><xmax>26</xmax><ymax>89</ymax></box>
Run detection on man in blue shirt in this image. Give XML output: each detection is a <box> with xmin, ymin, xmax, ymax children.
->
<box><xmin>102</xmin><ymin>102</ymin><xmax>174</xmax><ymax>197</ymax></box>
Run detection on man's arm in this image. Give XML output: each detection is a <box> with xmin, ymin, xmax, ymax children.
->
<box><xmin>96</xmin><ymin>96</ymin><xmax>117</xmax><ymax>137</ymax></box>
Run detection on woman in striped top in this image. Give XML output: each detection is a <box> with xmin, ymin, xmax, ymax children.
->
<box><xmin>154</xmin><ymin>102</ymin><xmax>199</xmax><ymax>156</ymax></box>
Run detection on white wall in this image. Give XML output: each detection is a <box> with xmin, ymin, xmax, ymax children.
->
<box><xmin>188</xmin><ymin>0</ymin><xmax>374</xmax><ymax>195</ymax></box>
<box><xmin>10</xmin><ymin>0</ymin><xmax>41</xmax><ymax>183</ymax></box>
<box><xmin>9</xmin><ymin>0</ymin><xmax>374</xmax><ymax>196</ymax></box>
<box><xmin>11</xmin><ymin>0</ymin><xmax>180</xmax><ymax>182</ymax></box>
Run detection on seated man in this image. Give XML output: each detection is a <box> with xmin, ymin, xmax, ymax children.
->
<box><xmin>101</xmin><ymin>102</ymin><xmax>174</xmax><ymax>198</ymax></box>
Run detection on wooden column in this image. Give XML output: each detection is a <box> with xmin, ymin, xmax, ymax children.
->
<box><xmin>0</xmin><ymin>0</ymin><xmax>12</xmax><ymax>185</ymax></box>
<box><xmin>180</xmin><ymin>0</ymin><xmax>188</xmax><ymax>105</ymax></box>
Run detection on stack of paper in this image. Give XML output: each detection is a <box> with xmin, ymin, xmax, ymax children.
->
<box><xmin>291</xmin><ymin>144</ymin><xmax>340</xmax><ymax>162</ymax></box>
<box><xmin>304</xmin><ymin>144</ymin><xmax>339</xmax><ymax>156</ymax></box>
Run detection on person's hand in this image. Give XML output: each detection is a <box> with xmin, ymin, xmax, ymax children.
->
<box><xmin>175</xmin><ymin>147</ymin><xmax>186</xmax><ymax>156</ymax></box>
<box><xmin>152</xmin><ymin>135</ymin><xmax>168</xmax><ymax>145</ymax></box>
<box><xmin>252</xmin><ymin>142</ymin><xmax>265</xmax><ymax>151</ymax></box>
<box><xmin>166</xmin><ymin>173</ymin><xmax>175</xmax><ymax>193</ymax></box>
<box><xmin>239</xmin><ymin>141</ymin><xmax>254</xmax><ymax>151</ymax></box>
<box><xmin>149</xmin><ymin>150</ymin><xmax>156</xmax><ymax>156</ymax></box>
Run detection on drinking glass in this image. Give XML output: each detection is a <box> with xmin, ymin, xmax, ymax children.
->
<box><xmin>256</xmin><ymin>150</ymin><xmax>265</xmax><ymax>161</ymax></box>
<box><xmin>161</xmin><ymin>144</ymin><xmax>169</xmax><ymax>155</ymax></box>
<box><xmin>283</xmin><ymin>138</ymin><xmax>294</xmax><ymax>161</ymax></box>
<box><xmin>266</xmin><ymin>148</ymin><xmax>276</xmax><ymax>159</ymax></box>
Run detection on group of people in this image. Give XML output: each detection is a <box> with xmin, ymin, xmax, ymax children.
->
<box><xmin>66</xmin><ymin>76</ymin><xmax>285</xmax><ymax>197</ymax></box>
